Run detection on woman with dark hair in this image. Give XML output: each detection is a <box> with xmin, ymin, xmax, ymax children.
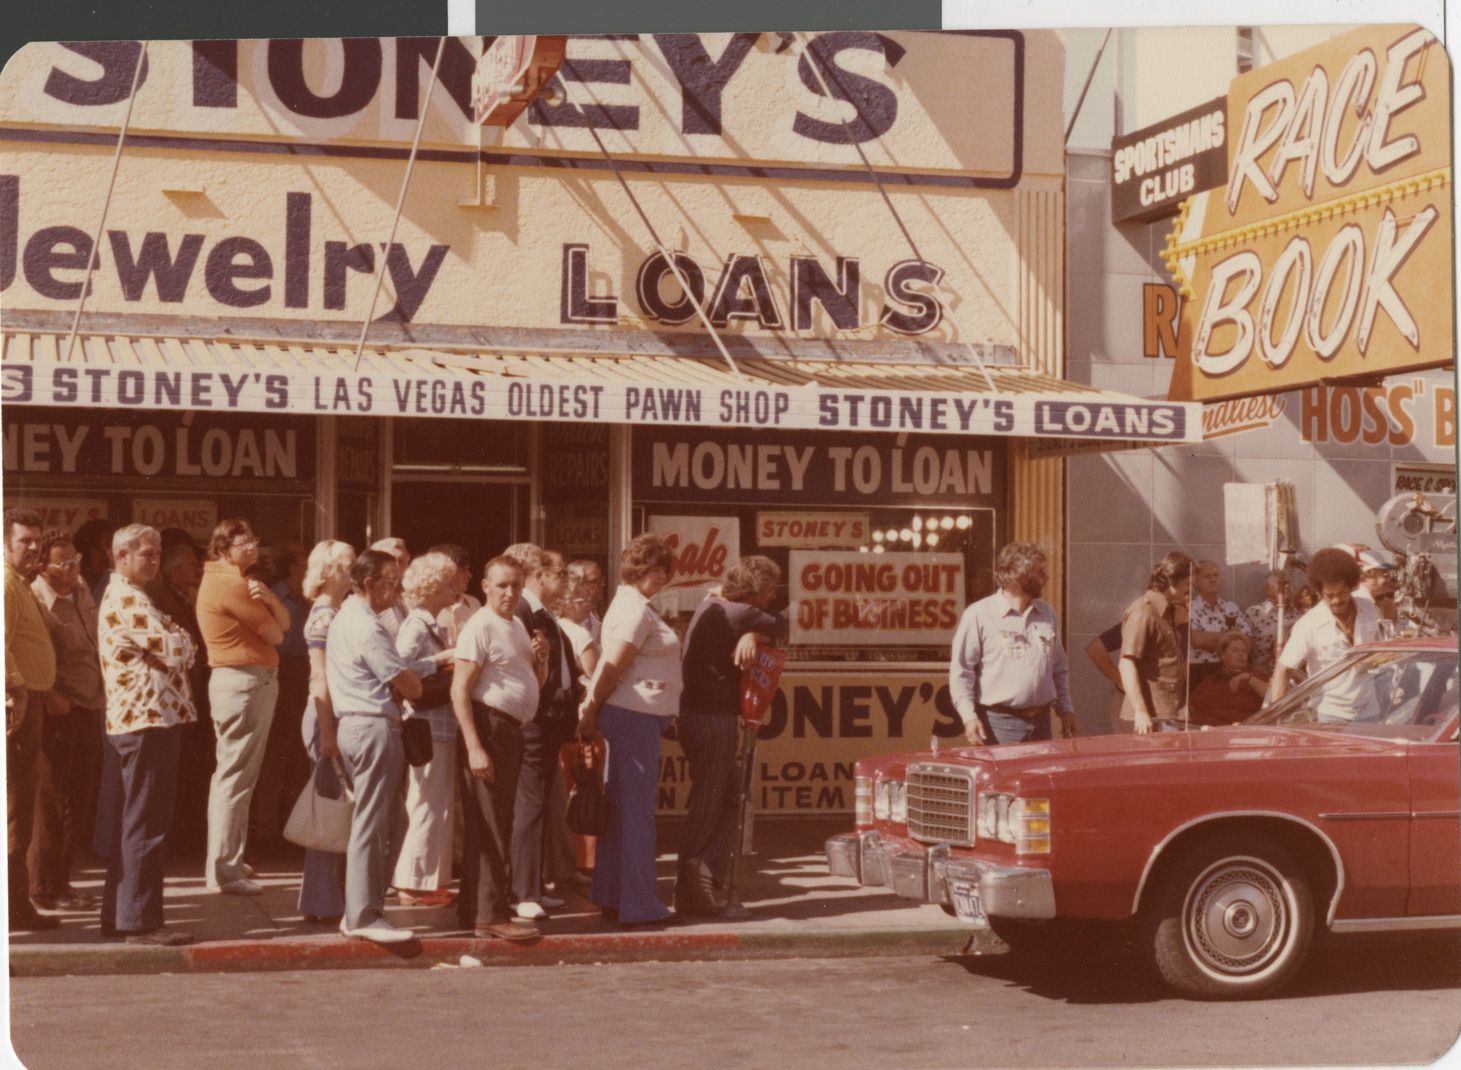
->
<box><xmin>673</xmin><ymin>556</ymin><xmax>785</xmax><ymax>917</ymax></box>
<box><xmin>576</xmin><ymin>533</ymin><xmax>683</xmax><ymax>928</ymax></box>
<box><xmin>1188</xmin><ymin>630</ymin><xmax>1268</xmax><ymax>726</ymax></box>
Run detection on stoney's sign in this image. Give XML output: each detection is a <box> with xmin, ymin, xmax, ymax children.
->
<box><xmin>1167</xmin><ymin>25</ymin><xmax>1454</xmax><ymax>403</ymax></box>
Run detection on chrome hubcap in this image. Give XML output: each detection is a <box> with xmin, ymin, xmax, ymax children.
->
<box><xmin>1185</xmin><ymin>860</ymin><xmax>1287</xmax><ymax>975</ymax></box>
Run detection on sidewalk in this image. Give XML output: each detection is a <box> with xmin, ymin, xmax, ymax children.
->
<box><xmin>8</xmin><ymin>816</ymin><xmax>995</xmax><ymax>976</ymax></box>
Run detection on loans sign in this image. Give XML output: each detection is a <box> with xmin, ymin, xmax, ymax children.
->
<box><xmin>1166</xmin><ymin>25</ymin><xmax>1453</xmax><ymax>403</ymax></box>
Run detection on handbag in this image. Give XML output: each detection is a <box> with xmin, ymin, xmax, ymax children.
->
<box><xmin>565</xmin><ymin>740</ymin><xmax>609</xmax><ymax>837</ymax></box>
<box><xmin>411</xmin><ymin>624</ymin><xmax>454</xmax><ymax>710</ymax></box>
<box><xmin>400</xmin><ymin>716</ymin><xmax>433</xmax><ymax>767</ymax></box>
<box><xmin>283</xmin><ymin>756</ymin><xmax>354</xmax><ymax>853</ymax></box>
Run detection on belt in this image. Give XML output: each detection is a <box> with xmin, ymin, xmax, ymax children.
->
<box><xmin>978</xmin><ymin>703</ymin><xmax>1052</xmax><ymax>721</ymax></box>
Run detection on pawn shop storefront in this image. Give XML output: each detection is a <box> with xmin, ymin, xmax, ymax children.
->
<box><xmin>1</xmin><ymin>32</ymin><xmax>1200</xmax><ymax>812</ymax></box>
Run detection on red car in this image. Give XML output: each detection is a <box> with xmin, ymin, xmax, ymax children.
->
<box><xmin>826</xmin><ymin>638</ymin><xmax>1460</xmax><ymax>999</ymax></box>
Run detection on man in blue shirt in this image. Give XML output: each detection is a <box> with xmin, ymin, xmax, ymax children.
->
<box><xmin>949</xmin><ymin>542</ymin><xmax>1078</xmax><ymax>745</ymax></box>
<box><xmin>325</xmin><ymin>550</ymin><xmax>450</xmax><ymax>945</ymax></box>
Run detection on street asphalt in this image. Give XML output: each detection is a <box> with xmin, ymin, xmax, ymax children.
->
<box><xmin>7</xmin><ymin>815</ymin><xmax>997</xmax><ymax>976</ymax></box>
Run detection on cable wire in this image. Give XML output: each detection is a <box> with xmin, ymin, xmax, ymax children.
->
<box><xmin>65</xmin><ymin>42</ymin><xmax>148</xmax><ymax>364</ymax></box>
<box><xmin>353</xmin><ymin>36</ymin><xmax>447</xmax><ymax>372</ymax></box>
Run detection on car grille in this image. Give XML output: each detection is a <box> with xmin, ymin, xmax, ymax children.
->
<box><xmin>905</xmin><ymin>763</ymin><xmax>976</xmax><ymax>846</ymax></box>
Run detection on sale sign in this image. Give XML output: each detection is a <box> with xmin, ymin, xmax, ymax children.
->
<box><xmin>646</xmin><ymin>515</ymin><xmax>740</xmax><ymax>617</ymax></box>
<box><xmin>789</xmin><ymin>550</ymin><xmax>964</xmax><ymax>647</ymax></box>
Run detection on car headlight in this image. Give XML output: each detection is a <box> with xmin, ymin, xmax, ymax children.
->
<box><xmin>978</xmin><ymin>793</ymin><xmax>1050</xmax><ymax>854</ymax></box>
<box><xmin>855</xmin><ymin>776</ymin><xmax>873</xmax><ymax>826</ymax></box>
<box><xmin>873</xmin><ymin>778</ymin><xmax>906</xmax><ymax>823</ymax></box>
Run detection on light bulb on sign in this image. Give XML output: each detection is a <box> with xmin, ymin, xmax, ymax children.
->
<box><xmin>941</xmin><ymin>517</ymin><xmax>954</xmax><ymax>530</ymax></box>
<box><xmin>955</xmin><ymin>516</ymin><xmax>972</xmax><ymax>530</ymax></box>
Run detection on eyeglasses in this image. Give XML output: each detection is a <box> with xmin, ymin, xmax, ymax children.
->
<box><xmin>46</xmin><ymin>554</ymin><xmax>82</xmax><ymax>571</ymax></box>
<box><xmin>231</xmin><ymin>536</ymin><xmax>259</xmax><ymax>549</ymax></box>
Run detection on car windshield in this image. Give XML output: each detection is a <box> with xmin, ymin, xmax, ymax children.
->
<box><xmin>1245</xmin><ymin>648</ymin><xmax>1459</xmax><ymax>742</ymax></box>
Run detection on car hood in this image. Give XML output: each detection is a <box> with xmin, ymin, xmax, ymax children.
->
<box><xmin>933</xmin><ymin>724</ymin><xmax>1408</xmax><ymax>778</ymax></box>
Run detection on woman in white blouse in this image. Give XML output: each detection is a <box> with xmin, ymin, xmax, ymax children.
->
<box><xmin>576</xmin><ymin>534</ymin><xmax>682</xmax><ymax>928</ymax></box>
<box><xmin>392</xmin><ymin>553</ymin><xmax>461</xmax><ymax>904</ymax></box>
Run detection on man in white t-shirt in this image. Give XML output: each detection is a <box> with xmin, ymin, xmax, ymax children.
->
<box><xmin>450</xmin><ymin>556</ymin><xmax>547</xmax><ymax>941</ymax></box>
<box><xmin>1272</xmin><ymin>547</ymin><xmax>1382</xmax><ymax>720</ymax></box>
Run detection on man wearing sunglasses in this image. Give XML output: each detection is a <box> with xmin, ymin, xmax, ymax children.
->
<box><xmin>28</xmin><ymin>530</ymin><xmax>106</xmax><ymax>915</ymax></box>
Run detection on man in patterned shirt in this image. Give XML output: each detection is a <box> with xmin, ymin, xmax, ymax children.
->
<box><xmin>1243</xmin><ymin>570</ymin><xmax>1299</xmax><ymax>677</ymax></box>
<box><xmin>96</xmin><ymin>524</ymin><xmax>198</xmax><ymax>946</ymax></box>
<box><xmin>1187</xmin><ymin>560</ymin><xmax>1252</xmax><ymax>689</ymax></box>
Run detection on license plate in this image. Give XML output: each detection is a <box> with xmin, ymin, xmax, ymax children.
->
<box><xmin>948</xmin><ymin>878</ymin><xmax>987</xmax><ymax>925</ymax></box>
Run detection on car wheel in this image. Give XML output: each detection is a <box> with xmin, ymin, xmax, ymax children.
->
<box><xmin>1146</xmin><ymin>834</ymin><xmax>1314</xmax><ymax>1000</ymax></box>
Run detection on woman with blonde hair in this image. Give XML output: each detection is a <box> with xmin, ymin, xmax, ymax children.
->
<box><xmin>392</xmin><ymin>552</ymin><xmax>462</xmax><ymax>905</ymax></box>
<box><xmin>577</xmin><ymin>533</ymin><xmax>682</xmax><ymax>928</ymax></box>
<box><xmin>296</xmin><ymin>539</ymin><xmax>356</xmax><ymax>922</ymax></box>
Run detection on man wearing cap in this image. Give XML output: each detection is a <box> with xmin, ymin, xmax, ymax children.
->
<box><xmin>1352</xmin><ymin>549</ymin><xmax>1399</xmax><ymax>626</ymax></box>
<box><xmin>950</xmin><ymin>542</ymin><xmax>1078</xmax><ymax>745</ymax></box>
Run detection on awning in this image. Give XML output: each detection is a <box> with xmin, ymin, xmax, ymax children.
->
<box><xmin>1</xmin><ymin>329</ymin><xmax>1202</xmax><ymax>444</ymax></box>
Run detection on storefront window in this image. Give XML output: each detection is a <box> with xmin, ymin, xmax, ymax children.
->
<box><xmin>632</xmin><ymin>427</ymin><xmax>1006</xmax><ymax>664</ymax></box>
<box><xmin>393</xmin><ymin>419</ymin><xmax>526</xmax><ymax>473</ymax></box>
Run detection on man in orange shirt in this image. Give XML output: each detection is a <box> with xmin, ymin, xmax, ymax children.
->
<box><xmin>196</xmin><ymin>519</ymin><xmax>289</xmax><ymax>895</ymax></box>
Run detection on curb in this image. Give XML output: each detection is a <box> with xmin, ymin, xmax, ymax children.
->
<box><xmin>10</xmin><ymin>926</ymin><xmax>995</xmax><ymax>977</ymax></box>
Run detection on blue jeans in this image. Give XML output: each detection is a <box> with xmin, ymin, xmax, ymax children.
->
<box><xmin>100</xmin><ymin>725</ymin><xmax>181</xmax><ymax>933</ymax></box>
<box><xmin>975</xmin><ymin>707</ymin><xmax>1053</xmax><ymax>746</ymax></box>
<box><xmin>591</xmin><ymin>704</ymin><xmax>671</xmax><ymax>924</ymax></box>
<box><xmin>336</xmin><ymin>715</ymin><xmax>406</xmax><ymax>931</ymax></box>
<box><xmin>206</xmin><ymin>664</ymin><xmax>279</xmax><ymax>888</ymax></box>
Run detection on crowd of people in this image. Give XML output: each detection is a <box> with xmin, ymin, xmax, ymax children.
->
<box><xmin>3</xmin><ymin>509</ymin><xmax>785</xmax><ymax>946</ymax></box>
<box><xmin>952</xmin><ymin>540</ymin><xmax>1399</xmax><ymax>745</ymax></box>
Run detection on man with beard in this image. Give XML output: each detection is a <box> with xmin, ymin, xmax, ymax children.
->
<box><xmin>949</xmin><ymin>542</ymin><xmax>1078</xmax><ymax>745</ymax></box>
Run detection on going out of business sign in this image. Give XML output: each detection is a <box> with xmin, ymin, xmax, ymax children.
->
<box><xmin>1166</xmin><ymin>25</ymin><xmax>1454</xmax><ymax>403</ymax></box>
<box><xmin>1111</xmin><ymin>97</ymin><xmax>1228</xmax><ymax>224</ymax></box>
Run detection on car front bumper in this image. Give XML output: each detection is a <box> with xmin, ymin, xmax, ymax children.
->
<box><xmin>825</xmin><ymin>830</ymin><xmax>1056</xmax><ymax>923</ymax></box>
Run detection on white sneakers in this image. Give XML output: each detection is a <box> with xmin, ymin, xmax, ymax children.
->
<box><xmin>514</xmin><ymin>900</ymin><xmax>548</xmax><ymax>920</ymax></box>
<box><xmin>340</xmin><ymin>917</ymin><xmax>414</xmax><ymax>944</ymax></box>
<box><xmin>218</xmin><ymin>879</ymin><xmax>264</xmax><ymax>896</ymax></box>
